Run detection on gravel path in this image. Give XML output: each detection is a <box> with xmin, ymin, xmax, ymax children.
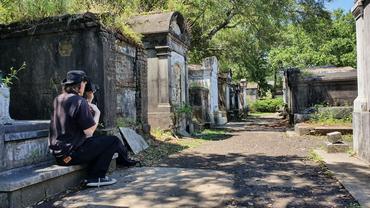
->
<box><xmin>33</xmin><ymin>115</ymin><xmax>359</xmax><ymax>208</ymax></box>
<box><xmin>158</xmin><ymin>115</ymin><xmax>358</xmax><ymax>207</ymax></box>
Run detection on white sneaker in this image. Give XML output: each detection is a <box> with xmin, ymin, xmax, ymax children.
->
<box><xmin>86</xmin><ymin>176</ymin><xmax>116</xmax><ymax>187</ymax></box>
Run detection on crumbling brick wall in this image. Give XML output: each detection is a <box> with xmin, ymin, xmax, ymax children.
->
<box><xmin>0</xmin><ymin>14</ymin><xmax>149</xmax><ymax>132</ymax></box>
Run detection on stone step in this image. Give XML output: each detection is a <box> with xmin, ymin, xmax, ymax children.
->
<box><xmin>0</xmin><ymin>153</ymin><xmax>117</xmax><ymax>208</ymax></box>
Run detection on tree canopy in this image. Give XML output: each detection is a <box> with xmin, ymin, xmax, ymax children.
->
<box><xmin>0</xmin><ymin>0</ymin><xmax>356</xmax><ymax>91</ymax></box>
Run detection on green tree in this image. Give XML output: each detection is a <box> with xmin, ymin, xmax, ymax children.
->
<box><xmin>268</xmin><ymin>9</ymin><xmax>356</xmax><ymax>69</ymax></box>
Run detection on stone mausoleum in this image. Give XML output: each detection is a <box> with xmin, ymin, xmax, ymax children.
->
<box><xmin>129</xmin><ymin>11</ymin><xmax>190</xmax><ymax>130</ymax></box>
<box><xmin>0</xmin><ymin>13</ymin><xmax>149</xmax><ymax>132</ymax></box>
<box><xmin>284</xmin><ymin>66</ymin><xmax>357</xmax><ymax>115</ymax></box>
<box><xmin>352</xmin><ymin>0</ymin><xmax>370</xmax><ymax>164</ymax></box>
<box><xmin>189</xmin><ymin>57</ymin><xmax>226</xmax><ymax>125</ymax></box>
<box><xmin>0</xmin><ymin>13</ymin><xmax>150</xmax><ymax>208</ymax></box>
<box><xmin>218</xmin><ymin>69</ymin><xmax>232</xmax><ymax>122</ymax></box>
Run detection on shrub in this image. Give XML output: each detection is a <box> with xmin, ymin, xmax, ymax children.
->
<box><xmin>251</xmin><ymin>98</ymin><xmax>284</xmax><ymax>112</ymax></box>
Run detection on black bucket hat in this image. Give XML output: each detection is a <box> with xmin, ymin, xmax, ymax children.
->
<box><xmin>61</xmin><ymin>70</ymin><xmax>92</xmax><ymax>85</ymax></box>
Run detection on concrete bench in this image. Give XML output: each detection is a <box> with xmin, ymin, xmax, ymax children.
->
<box><xmin>0</xmin><ymin>162</ymin><xmax>87</xmax><ymax>208</ymax></box>
<box><xmin>0</xmin><ymin>153</ymin><xmax>118</xmax><ymax>208</ymax></box>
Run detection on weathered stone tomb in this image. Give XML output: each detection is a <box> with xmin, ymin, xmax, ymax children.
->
<box><xmin>189</xmin><ymin>56</ymin><xmax>226</xmax><ymax>125</ymax></box>
<box><xmin>0</xmin><ymin>13</ymin><xmax>149</xmax><ymax>132</ymax></box>
<box><xmin>0</xmin><ymin>13</ymin><xmax>150</xmax><ymax>208</ymax></box>
<box><xmin>284</xmin><ymin>66</ymin><xmax>357</xmax><ymax>115</ymax></box>
<box><xmin>352</xmin><ymin>0</ymin><xmax>370</xmax><ymax>164</ymax></box>
<box><xmin>218</xmin><ymin>69</ymin><xmax>232</xmax><ymax>122</ymax></box>
<box><xmin>245</xmin><ymin>83</ymin><xmax>258</xmax><ymax>104</ymax></box>
<box><xmin>129</xmin><ymin>11</ymin><xmax>190</xmax><ymax>130</ymax></box>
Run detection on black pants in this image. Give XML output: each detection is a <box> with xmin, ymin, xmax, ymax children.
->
<box><xmin>55</xmin><ymin>135</ymin><xmax>130</xmax><ymax>180</ymax></box>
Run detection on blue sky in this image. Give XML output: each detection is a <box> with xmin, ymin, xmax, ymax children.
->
<box><xmin>325</xmin><ymin>0</ymin><xmax>355</xmax><ymax>12</ymax></box>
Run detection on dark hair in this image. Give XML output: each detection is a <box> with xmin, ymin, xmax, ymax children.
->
<box><xmin>63</xmin><ymin>82</ymin><xmax>81</xmax><ymax>93</ymax></box>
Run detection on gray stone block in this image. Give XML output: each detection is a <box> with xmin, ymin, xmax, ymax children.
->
<box><xmin>119</xmin><ymin>127</ymin><xmax>149</xmax><ymax>155</ymax></box>
<box><xmin>314</xmin><ymin>127</ymin><xmax>353</xmax><ymax>135</ymax></box>
<box><xmin>177</xmin><ymin>130</ymin><xmax>191</xmax><ymax>138</ymax></box>
<box><xmin>294</xmin><ymin>114</ymin><xmax>315</xmax><ymax>124</ymax></box>
<box><xmin>324</xmin><ymin>141</ymin><xmax>349</xmax><ymax>153</ymax></box>
<box><xmin>294</xmin><ymin>124</ymin><xmax>314</xmax><ymax>136</ymax></box>
<box><xmin>0</xmin><ymin>193</ymin><xmax>8</xmax><ymax>208</ymax></box>
<box><xmin>327</xmin><ymin>131</ymin><xmax>343</xmax><ymax>143</ymax></box>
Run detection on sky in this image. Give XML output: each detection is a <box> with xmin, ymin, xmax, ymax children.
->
<box><xmin>325</xmin><ymin>0</ymin><xmax>355</xmax><ymax>13</ymax></box>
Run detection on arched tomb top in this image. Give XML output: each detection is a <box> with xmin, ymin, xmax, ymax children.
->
<box><xmin>129</xmin><ymin>11</ymin><xmax>190</xmax><ymax>46</ymax></box>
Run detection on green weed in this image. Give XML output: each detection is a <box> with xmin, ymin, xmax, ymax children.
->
<box><xmin>307</xmin><ymin>108</ymin><xmax>352</xmax><ymax>126</ymax></box>
<box><xmin>348</xmin><ymin>148</ymin><xmax>354</xmax><ymax>155</ymax></box>
<box><xmin>350</xmin><ymin>203</ymin><xmax>362</xmax><ymax>208</ymax></box>
<box><xmin>30</xmin><ymin>148</ymin><xmax>42</xmax><ymax>158</ymax></box>
<box><xmin>343</xmin><ymin>134</ymin><xmax>353</xmax><ymax>142</ymax></box>
<box><xmin>307</xmin><ymin>149</ymin><xmax>323</xmax><ymax>163</ymax></box>
<box><xmin>1</xmin><ymin>62</ymin><xmax>26</xmax><ymax>87</ymax></box>
<box><xmin>319</xmin><ymin>145</ymin><xmax>324</xmax><ymax>150</ymax></box>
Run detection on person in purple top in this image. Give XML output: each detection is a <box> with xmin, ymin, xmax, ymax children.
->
<box><xmin>48</xmin><ymin>70</ymin><xmax>140</xmax><ymax>187</ymax></box>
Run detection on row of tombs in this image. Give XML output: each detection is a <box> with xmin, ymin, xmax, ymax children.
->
<box><xmin>0</xmin><ymin>11</ymin><xmax>253</xmax><ymax>134</ymax></box>
<box><xmin>0</xmin><ymin>11</ymin><xmax>255</xmax><ymax>208</ymax></box>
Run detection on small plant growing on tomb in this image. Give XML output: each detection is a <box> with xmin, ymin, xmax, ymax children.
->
<box><xmin>299</xmin><ymin>70</ymin><xmax>314</xmax><ymax>78</ymax></box>
<box><xmin>117</xmin><ymin>117</ymin><xmax>136</xmax><ymax>127</ymax></box>
<box><xmin>189</xmin><ymin>83</ymin><xmax>202</xmax><ymax>88</ymax></box>
<box><xmin>0</xmin><ymin>62</ymin><xmax>26</xmax><ymax>88</ymax></box>
<box><xmin>171</xmin><ymin>101</ymin><xmax>192</xmax><ymax>131</ymax></box>
<box><xmin>30</xmin><ymin>148</ymin><xmax>42</xmax><ymax>158</ymax></box>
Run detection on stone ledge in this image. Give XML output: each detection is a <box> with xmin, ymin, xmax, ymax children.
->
<box><xmin>295</xmin><ymin>124</ymin><xmax>353</xmax><ymax>136</ymax></box>
<box><xmin>294</xmin><ymin>124</ymin><xmax>314</xmax><ymax>136</ymax></box>
<box><xmin>0</xmin><ymin>153</ymin><xmax>118</xmax><ymax>208</ymax></box>
<box><xmin>0</xmin><ymin>163</ymin><xmax>87</xmax><ymax>192</ymax></box>
<box><xmin>314</xmin><ymin>127</ymin><xmax>353</xmax><ymax>135</ymax></box>
<box><xmin>4</xmin><ymin>129</ymin><xmax>49</xmax><ymax>142</ymax></box>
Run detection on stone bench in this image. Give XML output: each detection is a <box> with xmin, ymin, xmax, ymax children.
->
<box><xmin>0</xmin><ymin>162</ymin><xmax>87</xmax><ymax>208</ymax></box>
<box><xmin>0</xmin><ymin>154</ymin><xmax>117</xmax><ymax>208</ymax></box>
<box><xmin>0</xmin><ymin>121</ymin><xmax>117</xmax><ymax>208</ymax></box>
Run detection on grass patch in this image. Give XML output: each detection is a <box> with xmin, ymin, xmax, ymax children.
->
<box><xmin>249</xmin><ymin>112</ymin><xmax>275</xmax><ymax>117</ymax></box>
<box><xmin>130</xmin><ymin>128</ymin><xmax>229</xmax><ymax>166</ymax></box>
<box><xmin>343</xmin><ymin>134</ymin><xmax>353</xmax><ymax>142</ymax></box>
<box><xmin>307</xmin><ymin>108</ymin><xmax>353</xmax><ymax>127</ymax></box>
<box><xmin>313</xmin><ymin>136</ymin><xmax>327</xmax><ymax>140</ymax></box>
<box><xmin>307</xmin><ymin>149</ymin><xmax>323</xmax><ymax>163</ymax></box>
<box><xmin>307</xmin><ymin>149</ymin><xmax>335</xmax><ymax>178</ymax></box>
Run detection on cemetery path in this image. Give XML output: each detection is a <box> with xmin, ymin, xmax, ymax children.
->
<box><xmin>32</xmin><ymin>115</ymin><xmax>359</xmax><ymax>208</ymax></box>
<box><xmin>157</xmin><ymin>114</ymin><xmax>359</xmax><ymax>207</ymax></box>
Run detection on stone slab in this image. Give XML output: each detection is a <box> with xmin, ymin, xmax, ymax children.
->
<box><xmin>119</xmin><ymin>127</ymin><xmax>149</xmax><ymax>155</ymax></box>
<box><xmin>0</xmin><ymin>164</ymin><xmax>87</xmax><ymax>192</ymax></box>
<box><xmin>49</xmin><ymin>167</ymin><xmax>234</xmax><ymax>208</ymax></box>
<box><xmin>177</xmin><ymin>129</ymin><xmax>191</xmax><ymax>138</ymax></box>
<box><xmin>294</xmin><ymin>124</ymin><xmax>314</xmax><ymax>136</ymax></box>
<box><xmin>327</xmin><ymin>131</ymin><xmax>343</xmax><ymax>143</ymax></box>
<box><xmin>324</xmin><ymin>141</ymin><xmax>349</xmax><ymax>153</ymax></box>
<box><xmin>4</xmin><ymin>130</ymin><xmax>49</xmax><ymax>141</ymax></box>
<box><xmin>314</xmin><ymin>127</ymin><xmax>353</xmax><ymax>135</ymax></box>
<box><xmin>315</xmin><ymin>150</ymin><xmax>370</xmax><ymax>208</ymax></box>
<box><xmin>294</xmin><ymin>114</ymin><xmax>315</xmax><ymax>124</ymax></box>
<box><xmin>294</xmin><ymin>124</ymin><xmax>353</xmax><ymax>136</ymax></box>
